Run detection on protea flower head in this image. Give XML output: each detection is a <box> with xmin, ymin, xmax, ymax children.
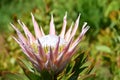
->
<box><xmin>11</xmin><ymin>12</ymin><xmax>90</xmax><ymax>75</ymax></box>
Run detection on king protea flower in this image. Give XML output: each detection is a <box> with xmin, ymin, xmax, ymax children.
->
<box><xmin>11</xmin><ymin>12</ymin><xmax>90</xmax><ymax>75</ymax></box>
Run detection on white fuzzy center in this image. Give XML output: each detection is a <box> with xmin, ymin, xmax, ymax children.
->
<box><xmin>38</xmin><ymin>35</ymin><xmax>66</xmax><ymax>47</ymax></box>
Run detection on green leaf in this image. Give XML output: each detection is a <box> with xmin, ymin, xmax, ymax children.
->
<box><xmin>65</xmin><ymin>61</ymin><xmax>75</xmax><ymax>74</ymax></box>
<box><xmin>24</xmin><ymin>71</ymin><xmax>41</xmax><ymax>80</ymax></box>
<box><xmin>1</xmin><ymin>73</ymin><xmax>29</xmax><ymax>80</ymax></box>
<box><xmin>68</xmin><ymin>52</ymin><xmax>88</xmax><ymax>80</ymax></box>
<box><xmin>17</xmin><ymin>58</ymin><xmax>41</xmax><ymax>80</ymax></box>
<box><xmin>17</xmin><ymin>58</ymin><xmax>34</xmax><ymax>72</ymax></box>
<box><xmin>105</xmin><ymin>1</ymin><xmax>120</xmax><ymax>17</ymax></box>
<box><xmin>40</xmin><ymin>70</ymin><xmax>55</xmax><ymax>80</ymax></box>
<box><xmin>96</xmin><ymin>45</ymin><xmax>112</xmax><ymax>53</ymax></box>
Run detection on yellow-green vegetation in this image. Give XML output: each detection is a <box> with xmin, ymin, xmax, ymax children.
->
<box><xmin>0</xmin><ymin>0</ymin><xmax>120</xmax><ymax>80</ymax></box>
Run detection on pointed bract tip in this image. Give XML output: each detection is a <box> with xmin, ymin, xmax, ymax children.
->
<box><xmin>51</xmin><ymin>14</ymin><xmax>54</xmax><ymax>21</ymax></box>
<box><xmin>64</xmin><ymin>12</ymin><xmax>67</xmax><ymax>19</ymax></box>
<box><xmin>86</xmin><ymin>26</ymin><xmax>90</xmax><ymax>31</ymax></box>
<box><xmin>12</xmin><ymin>36</ymin><xmax>17</xmax><ymax>41</ymax></box>
<box><xmin>17</xmin><ymin>19</ymin><xmax>22</xmax><ymax>26</ymax></box>
<box><xmin>12</xmin><ymin>36</ymin><xmax>20</xmax><ymax>44</ymax></box>
<box><xmin>77</xmin><ymin>13</ymin><xmax>81</xmax><ymax>21</ymax></box>
<box><xmin>31</xmin><ymin>12</ymin><xmax>35</xmax><ymax>20</ymax></box>
<box><xmin>31</xmin><ymin>12</ymin><xmax>33</xmax><ymax>16</ymax></box>
<box><xmin>65</xmin><ymin>11</ymin><xmax>67</xmax><ymax>15</ymax></box>
<box><xmin>50</xmin><ymin>14</ymin><xmax>54</xmax><ymax>25</ymax></box>
<box><xmin>81</xmin><ymin>25</ymin><xmax>90</xmax><ymax>36</ymax></box>
<box><xmin>82</xmin><ymin>22</ymin><xmax>90</xmax><ymax>30</ymax></box>
<box><xmin>10</xmin><ymin>22</ymin><xmax>13</xmax><ymax>26</ymax></box>
<box><xmin>10</xmin><ymin>23</ymin><xmax>16</xmax><ymax>29</ymax></box>
<box><xmin>79</xmin><ymin>13</ymin><xmax>81</xmax><ymax>17</ymax></box>
<box><xmin>17</xmin><ymin>19</ymin><xmax>20</xmax><ymax>23</ymax></box>
<box><xmin>71</xmin><ymin>22</ymin><xmax>74</xmax><ymax>26</ymax></box>
<box><xmin>82</xmin><ymin>22</ymin><xmax>87</xmax><ymax>30</ymax></box>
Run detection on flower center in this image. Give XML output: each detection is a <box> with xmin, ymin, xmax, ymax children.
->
<box><xmin>38</xmin><ymin>35</ymin><xmax>66</xmax><ymax>48</ymax></box>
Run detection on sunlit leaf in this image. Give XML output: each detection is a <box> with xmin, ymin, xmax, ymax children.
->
<box><xmin>1</xmin><ymin>73</ymin><xmax>29</xmax><ymax>80</ymax></box>
<box><xmin>96</xmin><ymin>45</ymin><xmax>112</xmax><ymax>53</ymax></box>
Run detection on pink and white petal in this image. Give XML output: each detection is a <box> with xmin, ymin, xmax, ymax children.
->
<box><xmin>48</xmin><ymin>47</ymin><xmax>56</xmax><ymax>70</ymax></box>
<box><xmin>13</xmin><ymin>37</ymin><xmax>38</xmax><ymax>65</ymax></box>
<box><xmin>55</xmin><ymin>52</ymin><xmax>64</xmax><ymax>67</ymax></box>
<box><xmin>31</xmin><ymin>13</ymin><xmax>42</xmax><ymax>39</ymax></box>
<box><xmin>65</xmin><ymin>22</ymin><xmax>73</xmax><ymax>41</ymax></box>
<box><xmin>22</xmin><ymin>22</ymin><xmax>36</xmax><ymax>43</ymax></box>
<box><xmin>44</xmin><ymin>54</ymin><xmax>52</xmax><ymax>70</ymax></box>
<box><xmin>10</xmin><ymin>23</ymin><xmax>27</xmax><ymax>44</ymax></box>
<box><xmin>12</xmin><ymin>36</ymin><xmax>26</xmax><ymax>52</ymax></box>
<box><xmin>23</xmin><ymin>45</ymin><xmax>40</xmax><ymax>65</ymax></box>
<box><xmin>70</xmin><ymin>14</ymin><xmax>81</xmax><ymax>39</ymax></box>
<box><xmin>44</xmin><ymin>47</ymin><xmax>54</xmax><ymax>69</ymax></box>
<box><xmin>67</xmin><ymin>25</ymin><xmax>89</xmax><ymax>59</ymax></box>
<box><xmin>55</xmin><ymin>37</ymin><xmax>73</xmax><ymax>66</ymax></box>
<box><xmin>19</xmin><ymin>39</ymin><xmax>36</xmax><ymax>60</ymax></box>
<box><xmin>53</xmin><ymin>37</ymin><xmax>60</xmax><ymax>60</ymax></box>
<box><xmin>72</xmin><ymin>24</ymin><xmax>90</xmax><ymax>47</ymax></box>
<box><xmin>33</xmin><ymin>63</ymin><xmax>42</xmax><ymax>72</ymax></box>
<box><xmin>40</xmin><ymin>26</ymin><xmax>45</xmax><ymax>36</ymax></box>
<box><xmin>49</xmin><ymin>47</ymin><xmax>54</xmax><ymax>62</ymax></box>
<box><xmin>49</xmin><ymin>14</ymin><xmax>56</xmax><ymax>35</ymax></box>
<box><xmin>56</xmin><ymin>59</ymin><xmax>69</xmax><ymax>74</ymax></box>
<box><xmin>33</xmin><ymin>53</ymin><xmax>44</xmax><ymax>71</ymax></box>
<box><xmin>81</xmin><ymin>25</ymin><xmax>90</xmax><ymax>37</ymax></box>
<box><xmin>62</xmin><ymin>36</ymin><xmax>73</xmax><ymax>53</ymax></box>
<box><xmin>37</xmin><ymin>40</ymin><xmax>47</xmax><ymax>62</ymax></box>
<box><xmin>18</xmin><ymin>20</ymin><xmax>35</xmax><ymax>44</ymax></box>
<box><xmin>60</xmin><ymin>12</ymin><xmax>67</xmax><ymax>38</ymax></box>
<box><xmin>63</xmin><ymin>48</ymin><xmax>76</xmax><ymax>64</ymax></box>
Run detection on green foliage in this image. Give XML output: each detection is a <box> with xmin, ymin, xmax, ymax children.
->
<box><xmin>68</xmin><ymin>53</ymin><xmax>88</xmax><ymax>80</ymax></box>
<box><xmin>96</xmin><ymin>45</ymin><xmax>112</xmax><ymax>53</ymax></box>
<box><xmin>17</xmin><ymin>58</ymin><xmax>41</xmax><ymax>80</ymax></box>
<box><xmin>1</xmin><ymin>0</ymin><xmax>119</xmax><ymax>34</ymax></box>
<box><xmin>0</xmin><ymin>73</ymin><xmax>29</xmax><ymax>80</ymax></box>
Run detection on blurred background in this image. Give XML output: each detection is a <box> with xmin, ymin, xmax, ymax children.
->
<box><xmin>0</xmin><ymin>0</ymin><xmax>120</xmax><ymax>80</ymax></box>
